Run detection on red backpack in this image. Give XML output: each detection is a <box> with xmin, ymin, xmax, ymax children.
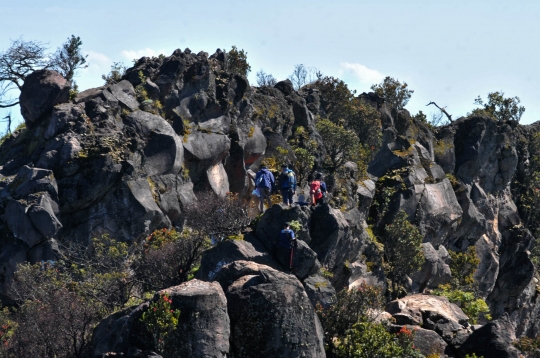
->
<box><xmin>310</xmin><ymin>180</ymin><xmax>323</xmax><ymax>200</ymax></box>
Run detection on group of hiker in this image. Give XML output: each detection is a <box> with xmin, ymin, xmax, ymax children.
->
<box><xmin>254</xmin><ymin>163</ymin><xmax>327</xmax><ymax>213</ymax></box>
<box><xmin>253</xmin><ymin>163</ymin><xmax>328</xmax><ymax>273</ymax></box>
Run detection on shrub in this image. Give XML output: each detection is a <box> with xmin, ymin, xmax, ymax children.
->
<box><xmin>140</xmin><ymin>293</ymin><xmax>180</xmax><ymax>355</ymax></box>
<box><xmin>336</xmin><ymin>322</ymin><xmax>422</xmax><ymax>358</ymax></box>
<box><xmin>133</xmin><ymin>228</ymin><xmax>209</xmax><ymax>292</ymax></box>
<box><xmin>472</xmin><ymin>91</ymin><xmax>525</xmax><ymax>122</ymax></box>
<box><xmin>433</xmin><ymin>285</ymin><xmax>491</xmax><ymax>324</ymax></box>
<box><xmin>102</xmin><ymin>62</ymin><xmax>127</xmax><ymax>85</ymax></box>
<box><xmin>316</xmin><ymin>118</ymin><xmax>362</xmax><ymax>173</ymax></box>
<box><xmin>227</xmin><ymin>46</ymin><xmax>251</xmax><ymax>77</ymax></box>
<box><xmin>316</xmin><ymin>284</ymin><xmax>424</xmax><ymax>357</ymax></box>
<box><xmin>370</xmin><ymin>76</ymin><xmax>414</xmax><ymax>110</ymax></box>
<box><xmin>382</xmin><ymin>210</ymin><xmax>425</xmax><ymax>299</ymax></box>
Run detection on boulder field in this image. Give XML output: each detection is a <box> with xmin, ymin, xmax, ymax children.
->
<box><xmin>0</xmin><ymin>47</ymin><xmax>539</xmax><ymax>356</ymax></box>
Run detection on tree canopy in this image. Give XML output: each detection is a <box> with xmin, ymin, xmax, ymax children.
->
<box><xmin>370</xmin><ymin>76</ymin><xmax>413</xmax><ymax>110</ymax></box>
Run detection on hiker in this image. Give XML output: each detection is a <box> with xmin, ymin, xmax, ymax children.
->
<box><xmin>277</xmin><ymin>222</ymin><xmax>297</xmax><ymax>272</ymax></box>
<box><xmin>309</xmin><ymin>172</ymin><xmax>327</xmax><ymax>206</ymax></box>
<box><xmin>255</xmin><ymin>163</ymin><xmax>275</xmax><ymax>212</ymax></box>
<box><xmin>278</xmin><ymin>164</ymin><xmax>296</xmax><ymax>207</ymax></box>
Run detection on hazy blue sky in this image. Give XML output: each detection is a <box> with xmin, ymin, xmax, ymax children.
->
<box><xmin>1</xmin><ymin>0</ymin><xmax>539</xmax><ymax>132</ymax></box>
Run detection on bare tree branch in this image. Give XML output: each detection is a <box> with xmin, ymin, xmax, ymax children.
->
<box><xmin>427</xmin><ymin>101</ymin><xmax>453</xmax><ymax>123</ymax></box>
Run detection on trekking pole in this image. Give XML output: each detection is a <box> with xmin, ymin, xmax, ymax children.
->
<box><xmin>289</xmin><ymin>246</ymin><xmax>294</xmax><ymax>271</ymax></box>
<box><xmin>289</xmin><ymin>239</ymin><xmax>296</xmax><ymax>271</ymax></box>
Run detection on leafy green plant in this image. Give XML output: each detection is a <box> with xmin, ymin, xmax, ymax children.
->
<box><xmin>336</xmin><ymin>323</ymin><xmax>423</xmax><ymax>358</ymax></box>
<box><xmin>102</xmin><ymin>62</ymin><xmax>127</xmax><ymax>85</ymax></box>
<box><xmin>472</xmin><ymin>91</ymin><xmax>525</xmax><ymax>122</ymax></box>
<box><xmin>316</xmin><ymin>118</ymin><xmax>362</xmax><ymax>173</ymax></box>
<box><xmin>371</xmin><ymin>76</ymin><xmax>414</xmax><ymax>110</ymax></box>
<box><xmin>140</xmin><ymin>294</ymin><xmax>180</xmax><ymax>355</ymax></box>
<box><xmin>382</xmin><ymin>210</ymin><xmax>425</xmax><ymax>299</ymax></box>
<box><xmin>448</xmin><ymin>246</ymin><xmax>479</xmax><ymax>291</ymax></box>
<box><xmin>433</xmin><ymin>285</ymin><xmax>491</xmax><ymax>324</ymax></box>
<box><xmin>227</xmin><ymin>46</ymin><xmax>251</xmax><ymax>77</ymax></box>
<box><xmin>288</xmin><ymin>220</ymin><xmax>302</xmax><ymax>234</ymax></box>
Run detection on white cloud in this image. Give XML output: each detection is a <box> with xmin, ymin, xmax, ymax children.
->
<box><xmin>121</xmin><ymin>48</ymin><xmax>165</xmax><ymax>61</ymax></box>
<box><xmin>341</xmin><ymin>62</ymin><xmax>384</xmax><ymax>85</ymax></box>
<box><xmin>83</xmin><ymin>51</ymin><xmax>112</xmax><ymax>75</ymax></box>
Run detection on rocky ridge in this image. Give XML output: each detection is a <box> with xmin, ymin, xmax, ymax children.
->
<box><xmin>0</xmin><ymin>48</ymin><xmax>538</xmax><ymax>356</ymax></box>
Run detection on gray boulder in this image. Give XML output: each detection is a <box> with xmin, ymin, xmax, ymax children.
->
<box><xmin>19</xmin><ymin>69</ymin><xmax>71</xmax><ymax>126</ymax></box>
<box><xmin>92</xmin><ymin>280</ymin><xmax>230</xmax><ymax>358</ymax></box>
<box><xmin>411</xmin><ymin>243</ymin><xmax>452</xmax><ymax>293</ymax></box>
<box><xmin>215</xmin><ymin>261</ymin><xmax>326</xmax><ymax>358</ymax></box>
<box><xmin>303</xmin><ymin>274</ymin><xmax>336</xmax><ymax>309</ymax></box>
<box><xmin>197</xmin><ymin>237</ymin><xmax>280</xmax><ymax>281</ymax></box>
<box><xmin>460</xmin><ymin>314</ymin><xmax>520</xmax><ymax>358</ymax></box>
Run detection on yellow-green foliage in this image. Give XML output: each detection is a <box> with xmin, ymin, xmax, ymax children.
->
<box><xmin>147</xmin><ymin>177</ymin><xmax>159</xmax><ymax>202</ymax></box>
<box><xmin>320</xmin><ymin>267</ymin><xmax>334</xmax><ymax>279</ymax></box>
<box><xmin>433</xmin><ymin>285</ymin><xmax>491</xmax><ymax>324</ymax></box>
<box><xmin>247</xmin><ymin>126</ymin><xmax>255</xmax><ymax>138</ymax></box>
<box><xmin>434</xmin><ymin>246</ymin><xmax>491</xmax><ymax>324</ymax></box>
<box><xmin>288</xmin><ymin>220</ymin><xmax>302</xmax><ymax>233</ymax></box>
<box><xmin>144</xmin><ymin>228</ymin><xmax>182</xmax><ymax>250</ymax></box>
<box><xmin>434</xmin><ymin>138</ymin><xmax>453</xmax><ymax>158</ymax></box>
<box><xmin>449</xmin><ymin>246</ymin><xmax>479</xmax><ymax>290</ymax></box>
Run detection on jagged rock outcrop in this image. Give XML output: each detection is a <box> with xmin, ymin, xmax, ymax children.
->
<box><xmin>386</xmin><ymin>294</ymin><xmax>471</xmax><ymax>354</ymax></box>
<box><xmin>214</xmin><ymin>261</ymin><xmax>326</xmax><ymax>358</ymax></box>
<box><xmin>3</xmin><ymin>45</ymin><xmax>540</xmax><ymax>356</ymax></box>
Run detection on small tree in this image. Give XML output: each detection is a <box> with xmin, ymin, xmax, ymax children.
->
<box><xmin>256</xmin><ymin>69</ymin><xmax>277</xmax><ymax>87</ymax></box>
<box><xmin>371</xmin><ymin>76</ymin><xmax>414</xmax><ymax>110</ymax></box>
<box><xmin>316</xmin><ymin>118</ymin><xmax>361</xmax><ymax>173</ymax></box>
<box><xmin>473</xmin><ymin>91</ymin><xmax>525</xmax><ymax>122</ymax></box>
<box><xmin>227</xmin><ymin>46</ymin><xmax>251</xmax><ymax>77</ymax></box>
<box><xmin>289</xmin><ymin>64</ymin><xmax>307</xmax><ymax>90</ymax></box>
<box><xmin>0</xmin><ymin>38</ymin><xmax>48</xmax><ymax>108</ymax></box>
<box><xmin>49</xmin><ymin>35</ymin><xmax>88</xmax><ymax>82</ymax></box>
<box><xmin>382</xmin><ymin>210</ymin><xmax>424</xmax><ymax>299</ymax></box>
<box><xmin>293</xmin><ymin>147</ymin><xmax>315</xmax><ymax>187</ymax></box>
<box><xmin>102</xmin><ymin>62</ymin><xmax>127</xmax><ymax>85</ymax></box>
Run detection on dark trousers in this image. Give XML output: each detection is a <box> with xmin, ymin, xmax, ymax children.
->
<box><xmin>281</xmin><ymin>188</ymin><xmax>294</xmax><ymax>205</ymax></box>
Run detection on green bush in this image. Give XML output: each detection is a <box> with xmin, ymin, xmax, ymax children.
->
<box><xmin>433</xmin><ymin>285</ymin><xmax>491</xmax><ymax>324</ymax></box>
<box><xmin>472</xmin><ymin>91</ymin><xmax>525</xmax><ymax>122</ymax></box>
<box><xmin>382</xmin><ymin>210</ymin><xmax>425</xmax><ymax>299</ymax></box>
<box><xmin>337</xmin><ymin>323</ymin><xmax>423</xmax><ymax>358</ymax></box>
<box><xmin>227</xmin><ymin>46</ymin><xmax>251</xmax><ymax>77</ymax></box>
<box><xmin>140</xmin><ymin>293</ymin><xmax>180</xmax><ymax>355</ymax></box>
<box><xmin>370</xmin><ymin>76</ymin><xmax>414</xmax><ymax>110</ymax></box>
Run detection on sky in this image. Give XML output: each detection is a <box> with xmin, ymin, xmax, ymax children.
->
<box><xmin>1</xmin><ymin>0</ymin><xmax>539</xmax><ymax>133</ymax></box>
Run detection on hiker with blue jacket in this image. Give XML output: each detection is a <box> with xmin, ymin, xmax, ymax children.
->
<box><xmin>255</xmin><ymin>163</ymin><xmax>275</xmax><ymax>212</ymax></box>
<box><xmin>277</xmin><ymin>222</ymin><xmax>297</xmax><ymax>272</ymax></box>
<box><xmin>278</xmin><ymin>164</ymin><xmax>296</xmax><ymax>207</ymax></box>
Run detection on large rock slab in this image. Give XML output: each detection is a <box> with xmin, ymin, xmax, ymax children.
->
<box><xmin>19</xmin><ymin>69</ymin><xmax>71</xmax><ymax>126</ymax></box>
<box><xmin>215</xmin><ymin>261</ymin><xmax>326</xmax><ymax>358</ymax></box>
<box><xmin>92</xmin><ymin>280</ymin><xmax>230</xmax><ymax>357</ymax></box>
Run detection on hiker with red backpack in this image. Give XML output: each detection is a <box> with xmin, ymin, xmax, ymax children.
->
<box><xmin>277</xmin><ymin>222</ymin><xmax>297</xmax><ymax>272</ymax></box>
<box><xmin>255</xmin><ymin>163</ymin><xmax>275</xmax><ymax>212</ymax></box>
<box><xmin>278</xmin><ymin>164</ymin><xmax>297</xmax><ymax>207</ymax></box>
<box><xmin>309</xmin><ymin>172</ymin><xmax>327</xmax><ymax>206</ymax></box>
